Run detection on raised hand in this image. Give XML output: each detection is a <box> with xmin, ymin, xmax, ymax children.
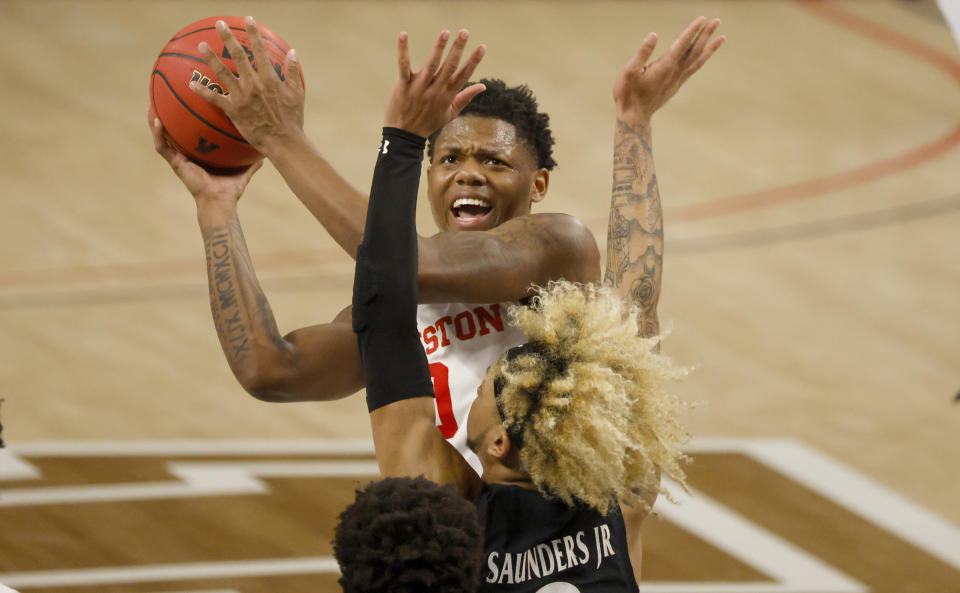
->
<box><xmin>191</xmin><ymin>16</ymin><xmax>305</xmax><ymax>154</ymax></box>
<box><xmin>614</xmin><ymin>17</ymin><xmax>725</xmax><ymax>127</ymax></box>
<box><xmin>148</xmin><ymin>106</ymin><xmax>262</xmax><ymax>205</ymax></box>
<box><xmin>383</xmin><ymin>29</ymin><xmax>486</xmax><ymax>138</ymax></box>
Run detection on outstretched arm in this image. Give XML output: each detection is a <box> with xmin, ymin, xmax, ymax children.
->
<box><xmin>149</xmin><ymin>110</ymin><xmax>365</xmax><ymax>402</ymax></box>
<box><xmin>606</xmin><ymin>16</ymin><xmax>724</xmax><ymax>582</ymax></box>
<box><xmin>605</xmin><ymin>16</ymin><xmax>725</xmax><ymax>338</ymax></box>
<box><xmin>354</xmin><ymin>30</ymin><xmax>486</xmax><ymax>498</ymax></box>
<box><xmin>194</xmin><ymin>18</ymin><xmax>599</xmax><ymax>304</ymax></box>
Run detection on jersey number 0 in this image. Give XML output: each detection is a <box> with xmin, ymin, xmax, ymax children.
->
<box><xmin>429</xmin><ymin>362</ymin><xmax>458</xmax><ymax>438</ymax></box>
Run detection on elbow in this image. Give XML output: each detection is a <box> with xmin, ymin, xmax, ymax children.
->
<box><xmin>233</xmin><ymin>362</ymin><xmax>297</xmax><ymax>403</ymax></box>
<box><xmin>245</xmin><ymin>385</ymin><xmax>293</xmax><ymax>403</ymax></box>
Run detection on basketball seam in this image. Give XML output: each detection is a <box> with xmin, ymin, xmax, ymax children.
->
<box><xmin>168</xmin><ymin>25</ymin><xmax>285</xmax><ymax>53</ymax></box>
<box><xmin>158</xmin><ymin>52</ymin><xmax>207</xmax><ymax>65</ymax></box>
<box><xmin>151</xmin><ymin>69</ymin><xmax>248</xmax><ymax>145</ymax></box>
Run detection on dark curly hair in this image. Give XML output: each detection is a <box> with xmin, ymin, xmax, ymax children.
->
<box><xmin>333</xmin><ymin>476</ymin><xmax>483</xmax><ymax>593</ymax></box>
<box><xmin>428</xmin><ymin>78</ymin><xmax>557</xmax><ymax>170</ymax></box>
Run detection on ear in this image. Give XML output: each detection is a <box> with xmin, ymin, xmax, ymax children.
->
<box><xmin>530</xmin><ymin>168</ymin><xmax>549</xmax><ymax>204</ymax></box>
<box><xmin>487</xmin><ymin>426</ymin><xmax>512</xmax><ymax>460</ymax></box>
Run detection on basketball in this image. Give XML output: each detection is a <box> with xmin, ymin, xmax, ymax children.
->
<box><xmin>149</xmin><ymin>16</ymin><xmax>299</xmax><ymax>170</ymax></box>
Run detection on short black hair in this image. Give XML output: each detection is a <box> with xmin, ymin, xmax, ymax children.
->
<box><xmin>333</xmin><ymin>476</ymin><xmax>483</xmax><ymax>593</ymax></box>
<box><xmin>428</xmin><ymin>78</ymin><xmax>557</xmax><ymax>170</ymax></box>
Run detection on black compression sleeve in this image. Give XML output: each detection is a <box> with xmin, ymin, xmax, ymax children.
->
<box><xmin>352</xmin><ymin>127</ymin><xmax>434</xmax><ymax>412</ymax></box>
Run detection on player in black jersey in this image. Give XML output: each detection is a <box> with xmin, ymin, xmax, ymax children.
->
<box><xmin>349</xmin><ymin>18</ymin><xmax>723</xmax><ymax>593</ymax></box>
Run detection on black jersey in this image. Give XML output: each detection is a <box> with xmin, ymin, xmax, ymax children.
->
<box><xmin>476</xmin><ymin>483</ymin><xmax>639</xmax><ymax>593</ymax></box>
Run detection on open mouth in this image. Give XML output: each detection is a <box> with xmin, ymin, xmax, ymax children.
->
<box><xmin>451</xmin><ymin>197</ymin><xmax>494</xmax><ymax>227</ymax></box>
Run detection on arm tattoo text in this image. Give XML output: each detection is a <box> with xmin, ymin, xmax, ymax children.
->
<box><xmin>604</xmin><ymin>119</ymin><xmax>663</xmax><ymax>337</ymax></box>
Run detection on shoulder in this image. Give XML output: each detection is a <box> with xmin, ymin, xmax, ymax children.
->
<box><xmin>495</xmin><ymin>213</ymin><xmax>599</xmax><ymax>262</ymax></box>
<box><xmin>498</xmin><ymin>212</ymin><xmax>593</xmax><ymax>239</ymax></box>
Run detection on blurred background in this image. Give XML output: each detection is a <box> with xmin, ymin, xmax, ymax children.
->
<box><xmin>1</xmin><ymin>1</ymin><xmax>958</xmax><ymax>591</ymax></box>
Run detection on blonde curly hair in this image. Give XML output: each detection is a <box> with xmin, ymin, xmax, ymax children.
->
<box><xmin>495</xmin><ymin>281</ymin><xmax>689</xmax><ymax>514</ymax></box>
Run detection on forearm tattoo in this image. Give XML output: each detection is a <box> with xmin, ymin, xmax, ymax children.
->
<box><xmin>604</xmin><ymin>119</ymin><xmax>663</xmax><ymax>338</ymax></box>
<box><xmin>202</xmin><ymin>217</ymin><xmax>286</xmax><ymax>363</ymax></box>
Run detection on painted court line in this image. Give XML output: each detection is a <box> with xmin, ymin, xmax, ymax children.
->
<box><xmin>0</xmin><ymin>460</ymin><xmax>381</xmax><ymax>507</ymax></box>
<box><xmin>0</xmin><ymin>449</ymin><xmax>40</xmax><ymax>480</ymax></box>
<box><xmin>137</xmin><ymin>590</ymin><xmax>239</xmax><ymax>593</ymax></box>
<box><xmin>0</xmin><ymin>558</ymin><xmax>339</xmax><ymax>588</ymax></box>
<box><xmin>741</xmin><ymin>439</ymin><xmax>960</xmax><ymax>573</ymax></box>
<box><xmin>656</xmin><ymin>478</ymin><xmax>865</xmax><ymax>593</ymax></box>
<box><xmin>12</xmin><ymin>439</ymin><xmax>376</xmax><ymax>457</ymax></box>
<box><xmin>4</xmin><ymin>438</ymin><xmax>958</xmax><ymax>590</ymax></box>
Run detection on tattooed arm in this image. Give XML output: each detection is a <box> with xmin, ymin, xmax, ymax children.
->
<box><xmin>608</xmin><ymin>17</ymin><xmax>725</xmax><ymax>583</ymax></box>
<box><xmin>605</xmin><ymin>17</ymin><xmax>725</xmax><ymax>337</ymax></box>
<box><xmin>150</xmin><ymin>111</ymin><xmax>365</xmax><ymax>402</ymax></box>
<box><xmin>197</xmin><ymin>206</ymin><xmax>364</xmax><ymax>401</ymax></box>
<box><xmin>605</xmin><ymin>120</ymin><xmax>663</xmax><ymax>338</ymax></box>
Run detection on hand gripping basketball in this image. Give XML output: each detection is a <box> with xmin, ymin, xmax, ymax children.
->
<box><xmin>192</xmin><ymin>16</ymin><xmax>306</xmax><ymax>155</ymax></box>
<box><xmin>150</xmin><ymin>16</ymin><xmax>299</xmax><ymax>169</ymax></box>
<box><xmin>149</xmin><ymin>105</ymin><xmax>263</xmax><ymax>206</ymax></box>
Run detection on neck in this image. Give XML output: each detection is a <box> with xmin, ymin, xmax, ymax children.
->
<box><xmin>482</xmin><ymin>460</ymin><xmax>537</xmax><ymax>491</ymax></box>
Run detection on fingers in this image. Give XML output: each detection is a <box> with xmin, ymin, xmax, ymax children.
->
<box><xmin>285</xmin><ymin>48</ymin><xmax>304</xmax><ymax>89</ymax></box>
<box><xmin>188</xmin><ymin>74</ymin><xmax>230</xmax><ymax>110</ymax></box>
<box><xmin>449</xmin><ymin>82</ymin><xmax>486</xmax><ymax>117</ymax></box>
<box><xmin>684</xmin><ymin>33</ymin><xmax>725</xmax><ymax>81</ymax></box>
<box><xmin>243</xmin><ymin>16</ymin><xmax>274</xmax><ymax>83</ymax></box>
<box><xmin>215</xmin><ymin>19</ymin><xmax>256</xmax><ymax>79</ymax></box>
<box><xmin>420</xmin><ymin>29</ymin><xmax>451</xmax><ymax>78</ymax></box>
<box><xmin>452</xmin><ymin>43</ymin><xmax>486</xmax><ymax>88</ymax></box>
<box><xmin>668</xmin><ymin>16</ymin><xmax>707</xmax><ymax>58</ymax></box>
<box><xmin>397</xmin><ymin>32</ymin><xmax>411</xmax><ymax>80</ymax></box>
<box><xmin>628</xmin><ymin>33</ymin><xmax>658</xmax><ymax>71</ymax></box>
<box><xmin>438</xmin><ymin>29</ymin><xmax>469</xmax><ymax>81</ymax></box>
<box><xmin>147</xmin><ymin>106</ymin><xmax>168</xmax><ymax>154</ymax></box>
<box><xmin>688</xmin><ymin>18</ymin><xmax>721</xmax><ymax>60</ymax></box>
<box><xmin>148</xmin><ymin>107</ymin><xmax>166</xmax><ymax>154</ymax></box>
<box><xmin>148</xmin><ymin>110</ymin><xmax>184</xmax><ymax>166</ymax></box>
<box><xmin>197</xmin><ymin>41</ymin><xmax>238</xmax><ymax>96</ymax></box>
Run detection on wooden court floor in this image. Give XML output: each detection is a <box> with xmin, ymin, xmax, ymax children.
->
<box><xmin>1</xmin><ymin>0</ymin><xmax>958</xmax><ymax>591</ymax></box>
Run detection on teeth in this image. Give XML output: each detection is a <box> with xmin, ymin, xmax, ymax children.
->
<box><xmin>452</xmin><ymin>197</ymin><xmax>492</xmax><ymax>210</ymax></box>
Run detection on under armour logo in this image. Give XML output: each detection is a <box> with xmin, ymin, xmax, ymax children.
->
<box><xmin>380</xmin><ymin>139</ymin><xmax>390</xmax><ymax>155</ymax></box>
<box><xmin>196</xmin><ymin>137</ymin><xmax>221</xmax><ymax>154</ymax></box>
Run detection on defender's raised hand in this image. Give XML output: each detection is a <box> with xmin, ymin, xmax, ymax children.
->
<box><xmin>614</xmin><ymin>17</ymin><xmax>725</xmax><ymax>127</ymax></box>
<box><xmin>191</xmin><ymin>16</ymin><xmax>305</xmax><ymax>153</ymax></box>
<box><xmin>384</xmin><ymin>29</ymin><xmax>486</xmax><ymax>138</ymax></box>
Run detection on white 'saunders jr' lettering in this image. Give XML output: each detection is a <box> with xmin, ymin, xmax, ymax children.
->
<box><xmin>486</xmin><ymin>525</ymin><xmax>612</xmax><ymax>585</ymax></box>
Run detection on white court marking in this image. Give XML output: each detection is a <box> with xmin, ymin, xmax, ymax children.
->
<box><xmin>0</xmin><ymin>460</ymin><xmax>381</xmax><ymax>507</ymax></box>
<box><xmin>3</xmin><ymin>438</ymin><xmax>959</xmax><ymax>591</ymax></box>
<box><xmin>0</xmin><ymin>558</ymin><xmax>338</xmax><ymax>589</ymax></box>
<box><xmin>654</xmin><ymin>477</ymin><xmax>865</xmax><ymax>593</ymax></box>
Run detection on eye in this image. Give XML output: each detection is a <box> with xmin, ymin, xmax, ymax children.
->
<box><xmin>486</xmin><ymin>157</ymin><xmax>507</xmax><ymax>167</ymax></box>
<box><xmin>440</xmin><ymin>154</ymin><xmax>458</xmax><ymax>164</ymax></box>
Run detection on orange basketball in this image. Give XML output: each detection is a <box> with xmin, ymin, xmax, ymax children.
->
<box><xmin>150</xmin><ymin>16</ymin><xmax>301</xmax><ymax>170</ymax></box>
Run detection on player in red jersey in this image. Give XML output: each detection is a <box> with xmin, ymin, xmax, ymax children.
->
<box><xmin>150</xmin><ymin>15</ymin><xmax>721</xmax><ymax>474</ymax></box>
<box><xmin>344</xmin><ymin>22</ymin><xmax>721</xmax><ymax>591</ymax></box>
<box><xmin>150</xmin><ymin>18</ymin><xmax>723</xmax><ymax>581</ymax></box>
